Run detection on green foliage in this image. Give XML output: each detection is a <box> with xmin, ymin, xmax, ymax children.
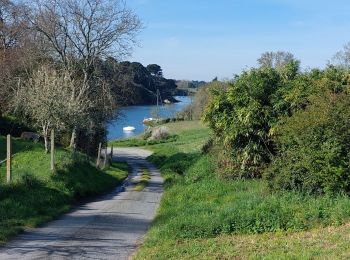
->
<box><xmin>266</xmin><ymin>89</ymin><xmax>350</xmax><ymax>194</ymax></box>
<box><xmin>202</xmin><ymin>60</ymin><xmax>350</xmax><ymax>187</ymax></box>
<box><xmin>97</xmin><ymin>59</ymin><xmax>177</xmax><ymax>106</ymax></box>
<box><xmin>146</xmin><ymin>64</ymin><xmax>163</xmax><ymax>77</ymax></box>
<box><xmin>203</xmin><ymin>67</ymin><xmax>282</xmax><ymax>178</ymax></box>
<box><xmin>150</xmin><ymin>153</ymin><xmax>350</xmax><ymax>240</ymax></box>
<box><xmin>271</xmin><ymin>72</ymin><xmax>315</xmax><ymax>116</ymax></box>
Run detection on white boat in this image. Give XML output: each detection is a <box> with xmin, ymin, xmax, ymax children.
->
<box><xmin>123</xmin><ymin>126</ymin><xmax>135</xmax><ymax>132</ymax></box>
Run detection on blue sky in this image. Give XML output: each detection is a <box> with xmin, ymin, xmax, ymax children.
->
<box><xmin>127</xmin><ymin>0</ymin><xmax>350</xmax><ymax>81</ymax></box>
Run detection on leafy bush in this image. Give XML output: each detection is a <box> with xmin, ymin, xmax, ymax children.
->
<box><xmin>201</xmin><ymin>137</ymin><xmax>213</xmax><ymax>154</ymax></box>
<box><xmin>265</xmin><ymin>89</ymin><xmax>350</xmax><ymax>194</ymax></box>
<box><xmin>202</xmin><ymin>62</ymin><xmax>350</xmax><ymax>181</ymax></box>
<box><xmin>203</xmin><ymin>67</ymin><xmax>282</xmax><ymax>178</ymax></box>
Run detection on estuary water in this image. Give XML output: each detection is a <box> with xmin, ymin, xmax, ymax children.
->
<box><xmin>107</xmin><ymin>96</ymin><xmax>191</xmax><ymax>140</ymax></box>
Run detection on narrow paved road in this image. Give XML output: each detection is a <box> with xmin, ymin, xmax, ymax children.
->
<box><xmin>0</xmin><ymin>148</ymin><xmax>163</xmax><ymax>260</ymax></box>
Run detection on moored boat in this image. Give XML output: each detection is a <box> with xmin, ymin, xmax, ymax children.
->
<box><xmin>123</xmin><ymin>126</ymin><xmax>135</xmax><ymax>132</ymax></box>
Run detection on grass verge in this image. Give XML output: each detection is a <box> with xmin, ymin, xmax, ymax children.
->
<box><xmin>134</xmin><ymin>168</ymin><xmax>151</xmax><ymax>191</ymax></box>
<box><xmin>133</xmin><ymin>121</ymin><xmax>350</xmax><ymax>259</ymax></box>
<box><xmin>0</xmin><ymin>136</ymin><xmax>128</xmax><ymax>244</ymax></box>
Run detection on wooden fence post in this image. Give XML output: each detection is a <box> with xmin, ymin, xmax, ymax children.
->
<box><xmin>6</xmin><ymin>134</ymin><xmax>11</xmax><ymax>183</ymax></box>
<box><xmin>51</xmin><ymin>129</ymin><xmax>55</xmax><ymax>171</ymax></box>
<box><xmin>96</xmin><ymin>142</ymin><xmax>102</xmax><ymax>168</ymax></box>
<box><xmin>103</xmin><ymin>147</ymin><xmax>107</xmax><ymax>169</ymax></box>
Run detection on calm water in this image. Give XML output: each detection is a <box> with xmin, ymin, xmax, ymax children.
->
<box><xmin>107</xmin><ymin>96</ymin><xmax>191</xmax><ymax>140</ymax></box>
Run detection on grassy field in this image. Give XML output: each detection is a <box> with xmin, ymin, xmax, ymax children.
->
<box><xmin>0</xmin><ymin>135</ymin><xmax>128</xmax><ymax>244</ymax></box>
<box><xmin>130</xmin><ymin>121</ymin><xmax>350</xmax><ymax>259</ymax></box>
<box><xmin>108</xmin><ymin>120</ymin><xmax>207</xmax><ymax>150</ymax></box>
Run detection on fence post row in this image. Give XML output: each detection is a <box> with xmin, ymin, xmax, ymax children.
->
<box><xmin>6</xmin><ymin>134</ymin><xmax>11</xmax><ymax>183</ymax></box>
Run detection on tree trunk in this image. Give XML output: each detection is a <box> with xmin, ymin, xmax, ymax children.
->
<box><xmin>44</xmin><ymin>134</ymin><xmax>49</xmax><ymax>153</ymax></box>
<box><xmin>44</xmin><ymin>135</ymin><xmax>49</xmax><ymax>153</ymax></box>
<box><xmin>43</xmin><ymin>125</ymin><xmax>49</xmax><ymax>153</ymax></box>
<box><xmin>69</xmin><ymin>128</ymin><xmax>77</xmax><ymax>149</ymax></box>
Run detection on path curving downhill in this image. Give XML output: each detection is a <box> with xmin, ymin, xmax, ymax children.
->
<box><xmin>0</xmin><ymin>147</ymin><xmax>163</xmax><ymax>260</ymax></box>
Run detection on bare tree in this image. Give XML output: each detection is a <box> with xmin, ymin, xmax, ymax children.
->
<box><xmin>26</xmin><ymin>0</ymin><xmax>142</xmax><ymax>148</ymax></box>
<box><xmin>258</xmin><ymin>51</ymin><xmax>295</xmax><ymax>69</ymax></box>
<box><xmin>0</xmin><ymin>0</ymin><xmax>28</xmax><ymax>50</ymax></box>
<box><xmin>14</xmin><ymin>65</ymin><xmax>88</xmax><ymax>152</ymax></box>
<box><xmin>0</xmin><ymin>0</ymin><xmax>32</xmax><ymax>115</ymax></box>
<box><xmin>332</xmin><ymin>42</ymin><xmax>350</xmax><ymax>68</ymax></box>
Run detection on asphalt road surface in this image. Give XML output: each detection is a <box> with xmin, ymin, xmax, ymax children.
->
<box><xmin>0</xmin><ymin>147</ymin><xmax>163</xmax><ymax>260</ymax></box>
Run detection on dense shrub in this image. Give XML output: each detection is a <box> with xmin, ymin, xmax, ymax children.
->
<box><xmin>265</xmin><ymin>89</ymin><xmax>350</xmax><ymax>194</ymax></box>
<box><xmin>203</xmin><ymin>67</ymin><xmax>282</xmax><ymax>178</ymax></box>
<box><xmin>202</xmin><ymin>62</ymin><xmax>350</xmax><ymax>183</ymax></box>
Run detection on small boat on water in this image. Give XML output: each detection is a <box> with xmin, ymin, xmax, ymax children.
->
<box><xmin>123</xmin><ymin>126</ymin><xmax>135</xmax><ymax>132</ymax></box>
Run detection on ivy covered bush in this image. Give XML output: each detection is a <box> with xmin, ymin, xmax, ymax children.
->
<box><xmin>202</xmin><ymin>64</ymin><xmax>302</xmax><ymax>178</ymax></box>
<box><xmin>265</xmin><ymin>88</ymin><xmax>350</xmax><ymax>194</ymax></box>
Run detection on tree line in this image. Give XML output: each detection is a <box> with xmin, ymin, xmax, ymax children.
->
<box><xmin>97</xmin><ymin>59</ymin><xmax>177</xmax><ymax>106</ymax></box>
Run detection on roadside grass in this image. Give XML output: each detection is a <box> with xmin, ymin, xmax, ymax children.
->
<box><xmin>0</xmin><ymin>136</ymin><xmax>128</xmax><ymax>244</ymax></box>
<box><xmin>136</xmin><ymin>223</ymin><xmax>350</xmax><ymax>259</ymax></box>
<box><xmin>133</xmin><ymin>121</ymin><xmax>350</xmax><ymax>259</ymax></box>
<box><xmin>134</xmin><ymin>168</ymin><xmax>151</xmax><ymax>191</ymax></box>
<box><xmin>0</xmin><ymin>135</ymin><xmax>39</xmax><ymax>161</ymax></box>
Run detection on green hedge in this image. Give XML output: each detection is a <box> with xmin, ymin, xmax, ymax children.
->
<box><xmin>265</xmin><ymin>89</ymin><xmax>350</xmax><ymax>194</ymax></box>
